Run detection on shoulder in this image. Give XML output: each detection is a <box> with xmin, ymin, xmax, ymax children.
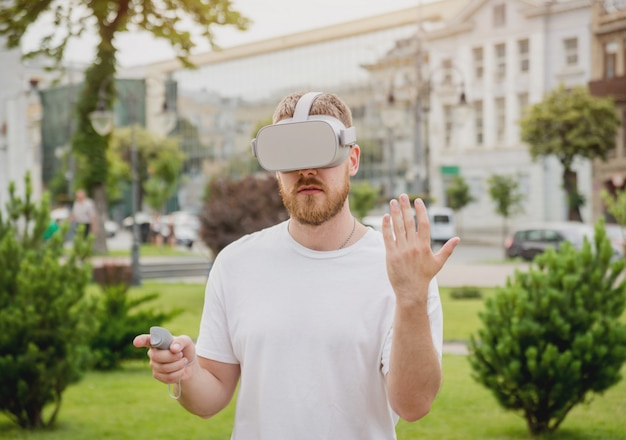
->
<box><xmin>216</xmin><ymin>221</ymin><xmax>287</xmax><ymax>262</ymax></box>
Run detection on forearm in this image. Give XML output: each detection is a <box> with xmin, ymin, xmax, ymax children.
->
<box><xmin>386</xmin><ymin>294</ymin><xmax>442</xmax><ymax>422</ymax></box>
<box><xmin>175</xmin><ymin>358</ymin><xmax>239</xmax><ymax>418</ymax></box>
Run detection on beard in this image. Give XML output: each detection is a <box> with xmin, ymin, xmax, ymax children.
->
<box><xmin>278</xmin><ymin>168</ymin><xmax>351</xmax><ymax>226</ymax></box>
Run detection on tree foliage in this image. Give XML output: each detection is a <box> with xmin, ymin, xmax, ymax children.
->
<box><xmin>0</xmin><ymin>174</ymin><xmax>95</xmax><ymax>430</ymax></box>
<box><xmin>469</xmin><ymin>219</ymin><xmax>626</xmax><ymax>436</ymax></box>
<box><xmin>487</xmin><ymin>173</ymin><xmax>524</xmax><ymax>251</ymax></box>
<box><xmin>109</xmin><ymin>125</ymin><xmax>185</xmax><ymax>213</ymax></box>
<box><xmin>350</xmin><ymin>180</ymin><xmax>379</xmax><ymax>221</ymax></box>
<box><xmin>199</xmin><ymin>175</ymin><xmax>288</xmax><ymax>256</ymax></box>
<box><xmin>446</xmin><ymin>175</ymin><xmax>474</xmax><ymax>235</ymax></box>
<box><xmin>0</xmin><ymin>0</ymin><xmax>250</xmax><ymax>254</ymax></box>
<box><xmin>601</xmin><ymin>187</ymin><xmax>626</xmax><ymax>257</ymax></box>
<box><xmin>446</xmin><ymin>175</ymin><xmax>474</xmax><ymax>212</ymax></box>
<box><xmin>518</xmin><ymin>84</ymin><xmax>619</xmax><ymax>222</ymax></box>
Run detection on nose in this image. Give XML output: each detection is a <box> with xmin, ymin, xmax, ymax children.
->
<box><xmin>298</xmin><ymin>168</ymin><xmax>318</xmax><ymax>176</ymax></box>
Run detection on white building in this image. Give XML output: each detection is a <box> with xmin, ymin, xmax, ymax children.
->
<box><xmin>134</xmin><ymin>0</ymin><xmax>595</xmax><ymax>234</ymax></box>
<box><xmin>0</xmin><ymin>39</ymin><xmax>43</xmax><ymax>209</ymax></box>
<box><xmin>423</xmin><ymin>0</ymin><xmax>594</xmax><ymax>232</ymax></box>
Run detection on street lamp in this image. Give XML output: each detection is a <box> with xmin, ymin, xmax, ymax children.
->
<box><xmin>89</xmin><ymin>78</ymin><xmax>142</xmax><ymax>286</ymax></box>
<box><xmin>414</xmin><ymin>64</ymin><xmax>470</xmax><ymax>204</ymax></box>
<box><xmin>380</xmin><ymin>84</ymin><xmax>404</xmax><ymax>199</ymax></box>
<box><xmin>90</xmin><ymin>77</ymin><xmax>177</xmax><ymax>286</ymax></box>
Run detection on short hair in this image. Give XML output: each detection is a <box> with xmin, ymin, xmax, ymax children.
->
<box><xmin>272</xmin><ymin>91</ymin><xmax>353</xmax><ymax>128</ymax></box>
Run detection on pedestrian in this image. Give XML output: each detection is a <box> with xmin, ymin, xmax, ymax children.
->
<box><xmin>134</xmin><ymin>91</ymin><xmax>460</xmax><ymax>438</ymax></box>
<box><xmin>68</xmin><ymin>188</ymin><xmax>97</xmax><ymax>238</ymax></box>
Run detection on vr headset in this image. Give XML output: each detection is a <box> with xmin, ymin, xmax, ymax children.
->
<box><xmin>251</xmin><ymin>92</ymin><xmax>357</xmax><ymax>172</ymax></box>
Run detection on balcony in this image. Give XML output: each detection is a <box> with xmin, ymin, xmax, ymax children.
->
<box><xmin>589</xmin><ymin>76</ymin><xmax>626</xmax><ymax>101</ymax></box>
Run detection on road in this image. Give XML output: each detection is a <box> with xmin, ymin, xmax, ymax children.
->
<box><xmin>106</xmin><ymin>229</ymin><xmax>527</xmax><ymax>288</ymax></box>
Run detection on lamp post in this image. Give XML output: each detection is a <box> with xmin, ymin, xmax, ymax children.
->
<box><xmin>89</xmin><ymin>79</ymin><xmax>142</xmax><ymax>286</ymax></box>
<box><xmin>414</xmin><ymin>65</ymin><xmax>469</xmax><ymax>205</ymax></box>
<box><xmin>380</xmin><ymin>85</ymin><xmax>404</xmax><ymax>199</ymax></box>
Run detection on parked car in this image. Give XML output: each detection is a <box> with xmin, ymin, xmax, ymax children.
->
<box><xmin>504</xmin><ymin>222</ymin><xmax>623</xmax><ymax>262</ymax></box>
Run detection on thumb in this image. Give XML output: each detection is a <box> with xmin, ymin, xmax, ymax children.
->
<box><xmin>133</xmin><ymin>334</ymin><xmax>151</xmax><ymax>348</ymax></box>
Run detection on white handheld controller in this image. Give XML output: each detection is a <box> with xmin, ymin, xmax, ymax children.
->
<box><xmin>150</xmin><ymin>326</ymin><xmax>174</xmax><ymax>350</ymax></box>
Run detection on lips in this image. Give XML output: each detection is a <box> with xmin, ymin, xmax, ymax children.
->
<box><xmin>297</xmin><ymin>185</ymin><xmax>322</xmax><ymax>194</ymax></box>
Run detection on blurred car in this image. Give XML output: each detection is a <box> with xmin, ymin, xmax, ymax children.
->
<box><xmin>504</xmin><ymin>222</ymin><xmax>623</xmax><ymax>262</ymax></box>
<box><xmin>362</xmin><ymin>206</ymin><xmax>455</xmax><ymax>244</ymax></box>
<box><xmin>159</xmin><ymin>211</ymin><xmax>200</xmax><ymax>248</ymax></box>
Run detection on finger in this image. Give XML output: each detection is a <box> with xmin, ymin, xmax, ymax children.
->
<box><xmin>414</xmin><ymin>198</ymin><xmax>431</xmax><ymax>242</ymax></box>
<box><xmin>389</xmin><ymin>199</ymin><xmax>406</xmax><ymax>240</ymax></box>
<box><xmin>398</xmin><ymin>194</ymin><xmax>416</xmax><ymax>240</ymax></box>
<box><xmin>381</xmin><ymin>213</ymin><xmax>395</xmax><ymax>248</ymax></box>
<box><xmin>133</xmin><ymin>334</ymin><xmax>151</xmax><ymax>348</ymax></box>
<box><xmin>435</xmin><ymin>236</ymin><xmax>461</xmax><ymax>264</ymax></box>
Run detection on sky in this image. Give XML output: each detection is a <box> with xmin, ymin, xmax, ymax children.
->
<box><xmin>21</xmin><ymin>0</ymin><xmax>425</xmax><ymax>67</ymax></box>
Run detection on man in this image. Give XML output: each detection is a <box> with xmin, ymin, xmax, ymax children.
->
<box><xmin>134</xmin><ymin>91</ymin><xmax>459</xmax><ymax>439</ymax></box>
<box><xmin>69</xmin><ymin>189</ymin><xmax>97</xmax><ymax>238</ymax></box>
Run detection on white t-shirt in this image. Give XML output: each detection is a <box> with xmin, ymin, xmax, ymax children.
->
<box><xmin>196</xmin><ymin>221</ymin><xmax>443</xmax><ymax>440</ymax></box>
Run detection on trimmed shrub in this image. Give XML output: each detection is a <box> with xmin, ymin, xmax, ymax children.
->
<box><xmin>468</xmin><ymin>219</ymin><xmax>626</xmax><ymax>436</ymax></box>
<box><xmin>449</xmin><ymin>286</ymin><xmax>483</xmax><ymax>300</ymax></box>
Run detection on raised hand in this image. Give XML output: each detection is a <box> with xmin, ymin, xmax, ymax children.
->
<box><xmin>381</xmin><ymin>194</ymin><xmax>459</xmax><ymax>305</ymax></box>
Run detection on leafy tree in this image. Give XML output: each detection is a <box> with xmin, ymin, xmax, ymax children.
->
<box><xmin>110</xmin><ymin>125</ymin><xmax>185</xmax><ymax>213</ymax></box>
<box><xmin>350</xmin><ymin>180</ymin><xmax>379</xmax><ymax>221</ymax></box>
<box><xmin>0</xmin><ymin>0</ymin><xmax>250</xmax><ymax>254</ymax></box>
<box><xmin>446</xmin><ymin>175</ymin><xmax>475</xmax><ymax>236</ymax></box>
<box><xmin>487</xmin><ymin>173</ymin><xmax>524</xmax><ymax>255</ymax></box>
<box><xmin>519</xmin><ymin>84</ymin><xmax>619</xmax><ymax>222</ymax></box>
<box><xmin>469</xmin><ymin>219</ymin><xmax>626</xmax><ymax>436</ymax></box>
<box><xmin>601</xmin><ymin>187</ymin><xmax>626</xmax><ymax>257</ymax></box>
<box><xmin>0</xmin><ymin>174</ymin><xmax>95</xmax><ymax>429</ymax></box>
<box><xmin>200</xmin><ymin>175</ymin><xmax>288</xmax><ymax>256</ymax></box>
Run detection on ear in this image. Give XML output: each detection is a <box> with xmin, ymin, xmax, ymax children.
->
<box><xmin>348</xmin><ymin>145</ymin><xmax>360</xmax><ymax>177</ymax></box>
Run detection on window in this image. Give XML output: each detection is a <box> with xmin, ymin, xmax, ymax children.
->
<box><xmin>518</xmin><ymin>93</ymin><xmax>529</xmax><ymax>117</ymax></box>
<box><xmin>563</xmin><ymin>38</ymin><xmax>578</xmax><ymax>66</ymax></box>
<box><xmin>493</xmin><ymin>4</ymin><xmax>506</xmax><ymax>28</ymax></box>
<box><xmin>495</xmin><ymin>97</ymin><xmax>506</xmax><ymax>145</ymax></box>
<box><xmin>518</xmin><ymin>39</ymin><xmax>529</xmax><ymax>73</ymax></box>
<box><xmin>474</xmin><ymin>100</ymin><xmax>484</xmax><ymax>145</ymax></box>
<box><xmin>473</xmin><ymin>47</ymin><xmax>484</xmax><ymax>80</ymax></box>
<box><xmin>604</xmin><ymin>41</ymin><xmax>618</xmax><ymax>79</ymax></box>
<box><xmin>441</xmin><ymin>58</ymin><xmax>453</xmax><ymax>84</ymax></box>
<box><xmin>495</xmin><ymin>43</ymin><xmax>506</xmax><ymax>80</ymax></box>
<box><xmin>443</xmin><ymin>105</ymin><xmax>453</xmax><ymax>148</ymax></box>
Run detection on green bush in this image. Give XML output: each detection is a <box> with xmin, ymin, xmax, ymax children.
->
<box><xmin>90</xmin><ymin>262</ymin><xmax>182</xmax><ymax>370</ymax></box>
<box><xmin>468</xmin><ymin>219</ymin><xmax>626</xmax><ymax>436</ymax></box>
<box><xmin>449</xmin><ymin>286</ymin><xmax>483</xmax><ymax>300</ymax></box>
<box><xmin>0</xmin><ymin>174</ymin><xmax>96</xmax><ymax>430</ymax></box>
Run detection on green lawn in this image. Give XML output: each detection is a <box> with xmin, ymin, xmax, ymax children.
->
<box><xmin>1</xmin><ymin>282</ymin><xmax>625</xmax><ymax>439</ymax></box>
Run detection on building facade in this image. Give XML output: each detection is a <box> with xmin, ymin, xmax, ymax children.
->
<box><xmin>0</xmin><ymin>39</ymin><xmax>43</xmax><ymax>209</ymax></box>
<box><xmin>589</xmin><ymin>0</ymin><xmax>626</xmax><ymax>221</ymax></box>
<box><xmin>135</xmin><ymin>0</ymin><xmax>598</xmax><ymax>235</ymax></box>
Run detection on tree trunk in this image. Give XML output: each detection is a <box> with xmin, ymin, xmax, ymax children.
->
<box><xmin>92</xmin><ymin>182</ymin><xmax>108</xmax><ymax>254</ymax></box>
<box><xmin>562</xmin><ymin>167</ymin><xmax>583</xmax><ymax>222</ymax></box>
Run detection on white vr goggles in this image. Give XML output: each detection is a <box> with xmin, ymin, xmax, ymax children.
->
<box><xmin>251</xmin><ymin>92</ymin><xmax>357</xmax><ymax>172</ymax></box>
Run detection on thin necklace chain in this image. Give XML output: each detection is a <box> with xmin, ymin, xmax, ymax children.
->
<box><xmin>338</xmin><ymin>217</ymin><xmax>357</xmax><ymax>250</ymax></box>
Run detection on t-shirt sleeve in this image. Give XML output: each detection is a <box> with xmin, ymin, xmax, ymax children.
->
<box><xmin>380</xmin><ymin>277</ymin><xmax>443</xmax><ymax>375</ymax></box>
<box><xmin>195</xmin><ymin>261</ymin><xmax>240</xmax><ymax>364</ymax></box>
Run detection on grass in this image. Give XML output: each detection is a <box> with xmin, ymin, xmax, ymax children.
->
<box><xmin>104</xmin><ymin>243</ymin><xmax>197</xmax><ymax>258</ymax></box>
<box><xmin>1</xmin><ymin>281</ymin><xmax>625</xmax><ymax>439</ymax></box>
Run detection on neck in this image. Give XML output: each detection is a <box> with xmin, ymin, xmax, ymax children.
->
<box><xmin>288</xmin><ymin>209</ymin><xmax>362</xmax><ymax>251</ymax></box>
